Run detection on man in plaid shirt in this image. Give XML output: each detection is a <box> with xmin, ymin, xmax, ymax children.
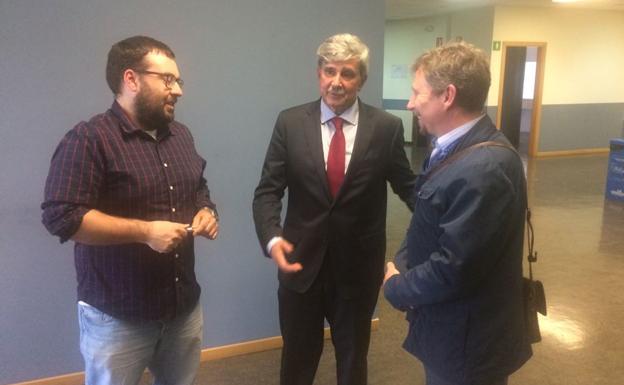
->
<box><xmin>42</xmin><ymin>35</ymin><xmax>218</xmax><ymax>385</ymax></box>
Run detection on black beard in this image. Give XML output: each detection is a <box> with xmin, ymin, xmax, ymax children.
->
<box><xmin>134</xmin><ymin>91</ymin><xmax>172</xmax><ymax>132</ymax></box>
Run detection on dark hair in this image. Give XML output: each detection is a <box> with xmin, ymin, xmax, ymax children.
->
<box><xmin>106</xmin><ymin>35</ymin><xmax>175</xmax><ymax>95</ymax></box>
<box><xmin>412</xmin><ymin>42</ymin><xmax>491</xmax><ymax>113</ymax></box>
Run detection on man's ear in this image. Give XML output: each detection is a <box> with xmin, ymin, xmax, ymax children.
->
<box><xmin>122</xmin><ymin>69</ymin><xmax>140</xmax><ymax>93</ymax></box>
<box><xmin>443</xmin><ymin>84</ymin><xmax>457</xmax><ymax>110</ymax></box>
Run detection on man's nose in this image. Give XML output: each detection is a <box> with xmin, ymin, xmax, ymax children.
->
<box><xmin>330</xmin><ymin>75</ymin><xmax>342</xmax><ymax>87</ymax></box>
<box><xmin>171</xmin><ymin>82</ymin><xmax>183</xmax><ymax>97</ymax></box>
<box><xmin>406</xmin><ymin>97</ymin><xmax>415</xmax><ymax>110</ymax></box>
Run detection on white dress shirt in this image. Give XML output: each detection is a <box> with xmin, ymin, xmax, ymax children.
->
<box><xmin>320</xmin><ymin>98</ymin><xmax>359</xmax><ymax>170</ymax></box>
<box><xmin>267</xmin><ymin>99</ymin><xmax>360</xmax><ymax>254</ymax></box>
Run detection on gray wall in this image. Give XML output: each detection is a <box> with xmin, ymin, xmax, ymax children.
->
<box><xmin>0</xmin><ymin>1</ymin><xmax>385</xmax><ymax>383</ymax></box>
<box><xmin>486</xmin><ymin>104</ymin><xmax>624</xmax><ymax>152</ymax></box>
<box><xmin>538</xmin><ymin>103</ymin><xmax>624</xmax><ymax>151</ymax></box>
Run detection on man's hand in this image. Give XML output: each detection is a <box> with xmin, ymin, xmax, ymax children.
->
<box><xmin>144</xmin><ymin>221</ymin><xmax>189</xmax><ymax>253</ymax></box>
<box><xmin>191</xmin><ymin>208</ymin><xmax>219</xmax><ymax>239</ymax></box>
<box><xmin>384</xmin><ymin>261</ymin><xmax>400</xmax><ymax>284</ymax></box>
<box><xmin>270</xmin><ymin>239</ymin><xmax>302</xmax><ymax>273</ymax></box>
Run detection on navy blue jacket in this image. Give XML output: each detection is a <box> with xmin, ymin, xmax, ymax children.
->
<box><xmin>384</xmin><ymin>115</ymin><xmax>532</xmax><ymax>384</ymax></box>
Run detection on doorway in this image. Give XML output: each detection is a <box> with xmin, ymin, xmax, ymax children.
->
<box><xmin>497</xmin><ymin>42</ymin><xmax>546</xmax><ymax>158</ymax></box>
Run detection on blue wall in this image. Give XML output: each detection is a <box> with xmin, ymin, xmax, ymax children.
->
<box><xmin>0</xmin><ymin>1</ymin><xmax>385</xmax><ymax>383</ymax></box>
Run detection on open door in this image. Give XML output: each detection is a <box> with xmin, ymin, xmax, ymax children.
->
<box><xmin>499</xmin><ymin>46</ymin><xmax>526</xmax><ymax>149</ymax></box>
<box><xmin>497</xmin><ymin>42</ymin><xmax>546</xmax><ymax>158</ymax></box>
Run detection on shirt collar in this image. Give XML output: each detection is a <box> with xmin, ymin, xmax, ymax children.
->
<box><xmin>435</xmin><ymin>114</ymin><xmax>484</xmax><ymax>150</ymax></box>
<box><xmin>320</xmin><ymin>98</ymin><xmax>359</xmax><ymax>126</ymax></box>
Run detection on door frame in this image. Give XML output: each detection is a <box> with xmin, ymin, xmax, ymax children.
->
<box><xmin>496</xmin><ymin>42</ymin><xmax>547</xmax><ymax>157</ymax></box>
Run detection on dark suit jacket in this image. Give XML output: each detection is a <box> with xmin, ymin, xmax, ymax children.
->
<box><xmin>253</xmin><ymin>99</ymin><xmax>415</xmax><ymax>296</ymax></box>
<box><xmin>384</xmin><ymin>116</ymin><xmax>532</xmax><ymax>384</ymax></box>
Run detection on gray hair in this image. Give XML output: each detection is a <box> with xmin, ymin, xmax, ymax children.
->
<box><xmin>316</xmin><ymin>33</ymin><xmax>369</xmax><ymax>82</ymax></box>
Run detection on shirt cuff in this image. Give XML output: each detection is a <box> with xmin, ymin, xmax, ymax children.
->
<box><xmin>41</xmin><ymin>203</ymin><xmax>91</xmax><ymax>243</ymax></box>
<box><xmin>266</xmin><ymin>236</ymin><xmax>283</xmax><ymax>256</ymax></box>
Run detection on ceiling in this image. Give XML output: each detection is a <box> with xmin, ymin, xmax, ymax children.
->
<box><xmin>386</xmin><ymin>0</ymin><xmax>624</xmax><ymax>20</ymax></box>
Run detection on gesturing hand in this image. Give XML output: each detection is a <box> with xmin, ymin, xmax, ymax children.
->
<box><xmin>384</xmin><ymin>262</ymin><xmax>400</xmax><ymax>284</ymax></box>
<box><xmin>270</xmin><ymin>239</ymin><xmax>302</xmax><ymax>273</ymax></box>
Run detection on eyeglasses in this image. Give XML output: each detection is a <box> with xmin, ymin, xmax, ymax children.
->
<box><xmin>134</xmin><ymin>70</ymin><xmax>184</xmax><ymax>89</ymax></box>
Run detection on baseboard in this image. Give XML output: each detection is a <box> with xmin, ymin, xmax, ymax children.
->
<box><xmin>200</xmin><ymin>334</ymin><xmax>284</xmax><ymax>361</ymax></box>
<box><xmin>202</xmin><ymin>318</ymin><xmax>379</xmax><ymax>362</ymax></box>
<box><xmin>8</xmin><ymin>372</ymin><xmax>85</xmax><ymax>385</ymax></box>
<box><xmin>535</xmin><ymin>147</ymin><xmax>609</xmax><ymax>158</ymax></box>
<box><xmin>9</xmin><ymin>319</ymin><xmax>380</xmax><ymax>385</ymax></box>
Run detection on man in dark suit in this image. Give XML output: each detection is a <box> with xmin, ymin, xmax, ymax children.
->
<box><xmin>383</xmin><ymin>42</ymin><xmax>532</xmax><ymax>385</ymax></box>
<box><xmin>252</xmin><ymin>33</ymin><xmax>415</xmax><ymax>385</ymax></box>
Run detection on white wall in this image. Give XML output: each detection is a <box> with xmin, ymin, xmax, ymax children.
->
<box><xmin>383</xmin><ymin>16</ymin><xmax>448</xmax><ymax>140</ymax></box>
<box><xmin>449</xmin><ymin>6</ymin><xmax>494</xmax><ymax>55</ymax></box>
<box><xmin>490</xmin><ymin>6</ymin><xmax>624</xmax><ymax>106</ymax></box>
<box><xmin>383</xmin><ymin>16</ymin><xmax>448</xmax><ymax>100</ymax></box>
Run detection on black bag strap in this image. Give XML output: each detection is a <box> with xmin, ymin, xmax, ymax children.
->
<box><xmin>425</xmin><ymin>140</ymin><xmax>513</xmax><ymax>180</ymax></box>
<box><xmin>526</xmin><ymin>206</ymin><xmax>538</xmax><ymax>280</ymax></box>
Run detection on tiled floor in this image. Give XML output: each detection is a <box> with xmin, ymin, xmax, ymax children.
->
<box><xmin>192</xmin><ymin>151</ymin><xmax>624</xmax><ymax>385</ymax></box>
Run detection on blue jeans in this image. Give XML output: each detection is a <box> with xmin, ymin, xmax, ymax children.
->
<box><xmin>425</xmin><ymin>368</ymin><xmax>508</xmax><ymax>385</ymax></box>
<box><xmin>78</xmin><ymin>301</ymin><xmax>203</xmax><ymax>385</ymax></box>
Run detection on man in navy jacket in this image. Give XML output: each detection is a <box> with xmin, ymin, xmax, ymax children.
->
<box><xmin>383</xmin><ymin>42</ymin><xmax>532</xmax><ymax>385</ymax></box>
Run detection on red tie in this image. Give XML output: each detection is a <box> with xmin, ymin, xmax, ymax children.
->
<box><xmin>327</xmin><ymin>117</ymin><xmax>345</xmax><ymax>198</ymax></box>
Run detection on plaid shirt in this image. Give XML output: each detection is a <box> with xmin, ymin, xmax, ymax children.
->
<box><xmin>42</xmin><ymin>101</ymin><xmax>216</xmax><ymax>321</ymax></box>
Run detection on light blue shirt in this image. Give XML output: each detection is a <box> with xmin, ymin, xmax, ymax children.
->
<box><xmin>430</xmin><ymin>114</ymin><xmax>485</xmax><ymax>158</ymax></box>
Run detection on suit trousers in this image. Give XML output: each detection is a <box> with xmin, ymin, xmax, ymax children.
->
<box><xmin>278</xmin><ymin>257</ymin><xmax>380</xmax><ymax>385</ymax></box>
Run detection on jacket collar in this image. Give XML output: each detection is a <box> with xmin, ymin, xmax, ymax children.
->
<box><xmin>446</xmin><ymin>114</ymin><xmax>499</xmax><ymax>156</ymax></box>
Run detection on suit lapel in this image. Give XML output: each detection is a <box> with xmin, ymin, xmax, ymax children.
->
<box><xmin>303</xmin><ymin>101</ymin><xmax>332</xmax><ymax>201</ymax></box>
